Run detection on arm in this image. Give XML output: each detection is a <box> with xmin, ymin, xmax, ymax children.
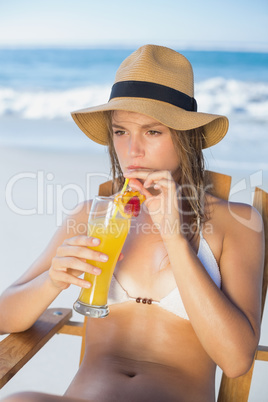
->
<box><xmin>0</xmin><ymin>202</ymin><xmax>108</xmax><ymax>334</ymax></box>
<box><xmin>164</xmin><ymin>205</ymin><xmax>263</xmax><ymax>377</ymax></box>
<box><xmin>125</xmin><ymin>170</ymin><xmax>264</xmax><ymax>378</ymax></box>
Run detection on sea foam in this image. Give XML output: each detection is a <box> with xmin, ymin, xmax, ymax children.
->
<box><xmin>0</xmin><ymin>79</ymin><xmax>267</xmax><ymax>121</ymax></box>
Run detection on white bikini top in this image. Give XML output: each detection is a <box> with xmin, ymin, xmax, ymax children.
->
<box><xmin>108</xmin><ymin>229</ymin><xmax>221</xmax><ymax>320</ymax></box>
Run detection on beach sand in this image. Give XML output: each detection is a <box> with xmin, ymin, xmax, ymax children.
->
<box><xmin>0</xmin><ymin>119</ymin><xmax>267</xmax><ymax>400</ymax></box>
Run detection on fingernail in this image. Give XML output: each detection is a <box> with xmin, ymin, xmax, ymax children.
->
<box><xmin>100</xmin><ymin>254</ymin><xmax>108</xmax><ymax>262</ymax></box>
<box><xmin>93</xmin><ymin>268</ymin><xmax>101</xmax><ymax>274</ymax></box>
<box><xmin>84</xmin><ymin>282</ymin><xmax>91</xmax><ymax>288</ymax></box>
<box><xmin>92</xmin><ymin>238</ymin><xmax>100</xmax><ymax>245</ymax></box>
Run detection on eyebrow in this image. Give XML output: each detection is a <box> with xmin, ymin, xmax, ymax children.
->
<box><xmin>111</xmin><ymin>122</ymin><xmax>164</xmax><ymax>130</ymax></box>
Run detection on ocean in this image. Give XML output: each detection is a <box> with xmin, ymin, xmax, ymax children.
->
<box><xmin>0</xmin><ymin>48</ymin><xmax>268</xmax><ymax>183</ymax></box>
<box><xmin>0</xmin><ymin>49</ymin><xmax>267</xmax><ymax>121</ymax></box>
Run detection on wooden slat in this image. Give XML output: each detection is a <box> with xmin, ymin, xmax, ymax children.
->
<box><xmin>253</xmin><ymin>187</ymin><xmax>268</xmax><ymax>319</ymax></box>
<box><xmin>57</xmin><ymin>321</ymin><xmax>84</xmax><ymax>336</ymax></box>
<box><xmin>79</xmin><ymin>317</ymin><xmax>88</xmax><ymax>365</ymax></box>
<box><xmin>98</xmin><ymin>180</ymin><xmax>114</xmax><ymax>196</ymax></box>
<box><xmin>0</xmin><ymin>308</ymin><xmax>72</xmax><ymax>389</ymax></box>
<box><xmin>204</xmin><ymin>170</ymin><xmax>232</xmax><ymax>201</ymax></box>
<box><xmin>256</xmin><ymin>345</ymin><xmax>268</xmax><ymax>362</ymax></box>
<box><xmin>217</xmin><ymin>363</ymin><xmax>255</xmax><ymax>402</ymax></box>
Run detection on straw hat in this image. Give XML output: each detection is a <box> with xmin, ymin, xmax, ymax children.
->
<box><xmin>71</xmin><ymin>44</ymin><xmax>228</xmax><ymax>149</ymax></box>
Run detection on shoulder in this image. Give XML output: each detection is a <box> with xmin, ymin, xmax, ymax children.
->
<box><xmin>205</xmin><ymin>193</ymin><xmax>263</xmax><ymax>233</ymax></box>
<box><xmin>205</xmin><ymin>193</ymin><xmax>264</xmax><ymax>268</ymax></box>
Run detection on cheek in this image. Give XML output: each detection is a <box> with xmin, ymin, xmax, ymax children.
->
<box><xmin>155</xmin><ymin>142</ymin><xmax>180</xmax><ymax>167</ymax></box>
<box><xmin>170</xmin><ymin>147</ymin><xmax>180</xmax><ymax>166</ymax></box>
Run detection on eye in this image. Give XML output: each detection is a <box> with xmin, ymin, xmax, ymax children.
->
<box><xmin>147</xmin><ymin>130</ymin><xmax>161</xmax><ymax>136</ymax></box>
<box><xmin>113</xmin><ymin>130</ymin><xmax>126</xmax><ymax>136</ymax></box>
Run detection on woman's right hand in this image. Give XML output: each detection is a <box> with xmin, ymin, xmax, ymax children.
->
<box><xmin>48</xmin><ymin>235</ymin><xmax>109</xmax><ymax>290</ymax></box>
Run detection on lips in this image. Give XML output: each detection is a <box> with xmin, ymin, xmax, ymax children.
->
<box><xmin>126</xmin><ymin>165</ymin><xmax>148</xmax><ymax>170</ymax></box>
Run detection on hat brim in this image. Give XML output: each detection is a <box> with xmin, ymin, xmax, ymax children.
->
<box><xmin>71</xmin><ymin>97</ymin><xmax>229</xmax><ymax>149</ymax></box>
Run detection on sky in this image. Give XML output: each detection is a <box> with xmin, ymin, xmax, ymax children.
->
<box><xmin>0</xmin><ymin>0</ymin><xmax>268</xmax><ymax>51</ymax></box>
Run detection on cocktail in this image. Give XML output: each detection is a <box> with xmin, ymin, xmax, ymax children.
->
<box><xmin>73</xmin><ymin>188</ymin><xmax>145</xmax><ymax>318</ymax></box>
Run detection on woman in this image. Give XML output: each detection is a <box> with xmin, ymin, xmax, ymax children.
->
<box><xmin>0</xmin><ymin>45</ymin><xmax>264</xmax><ymax>402</ymax></box>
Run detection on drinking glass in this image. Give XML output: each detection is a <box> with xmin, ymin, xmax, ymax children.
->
<box><xmin>73</xmin><ymin>196</ymin><xmax>131</xmax><ymax>318</ymax></box>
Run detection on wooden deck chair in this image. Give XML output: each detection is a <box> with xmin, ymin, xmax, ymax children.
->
<box><xmin>0</xmin><ymin>171</ymin><xmax>267</xmax><ymax>402</ymax></box>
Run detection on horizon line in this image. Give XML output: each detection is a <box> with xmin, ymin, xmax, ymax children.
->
<box><xmin>0</xmin><ymin>40</ymin><xmax>268</xmax><ymax>53</ymax></box>
<box><xmin>0</xmin><ymin>46</ymin><xmax>268</xmax><ymax>54</ymax></box>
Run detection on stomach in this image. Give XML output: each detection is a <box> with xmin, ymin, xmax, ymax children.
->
<box><xmin>65</xmin><ymin>303</ymin><xmax>216</xmax><ymax>402</ymax></box>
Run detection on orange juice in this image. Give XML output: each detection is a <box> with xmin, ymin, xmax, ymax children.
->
<box><xmin>73</xmin><ymin>193</ymin><xmax>142</xmax><ymax>318</ymax></box>
<box><xmin>78</xmin><ymin>217</ymin><xmax>130</xmax><ymax>306</ymax></box>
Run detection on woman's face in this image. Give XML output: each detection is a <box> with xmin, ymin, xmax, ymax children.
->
<box><xmin>111</xmin><ymin>111</ymin><xmax>180</xmax><ymax>176</ymax></box>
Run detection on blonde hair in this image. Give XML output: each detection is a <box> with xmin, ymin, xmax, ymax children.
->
<box><xmin>105</xmin><ymin>111</ymin><xmax>207</xmax><ymax>228</ymax></box>
<box><xmin>170</xmin><ymin>127</ymin><xmax>206</xmax><ymax>226</ymax></box>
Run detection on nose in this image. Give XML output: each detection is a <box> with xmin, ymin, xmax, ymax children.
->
<box><xmin>128</xmin><ymin>135</ymin><xmax>145</xmax><ymax>158</ymax></box>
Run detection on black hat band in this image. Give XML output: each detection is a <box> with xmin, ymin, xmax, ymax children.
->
<box><xmin>109</xmin><ymin>80</ymin><xmax>197</xmax><ymax>112</ymax></box>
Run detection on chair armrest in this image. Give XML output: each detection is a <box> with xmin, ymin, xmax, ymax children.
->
<box><xmin>0</xmin><ymin>307</ymin><xmax>72</xmax><ymax>389</ymax></box>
